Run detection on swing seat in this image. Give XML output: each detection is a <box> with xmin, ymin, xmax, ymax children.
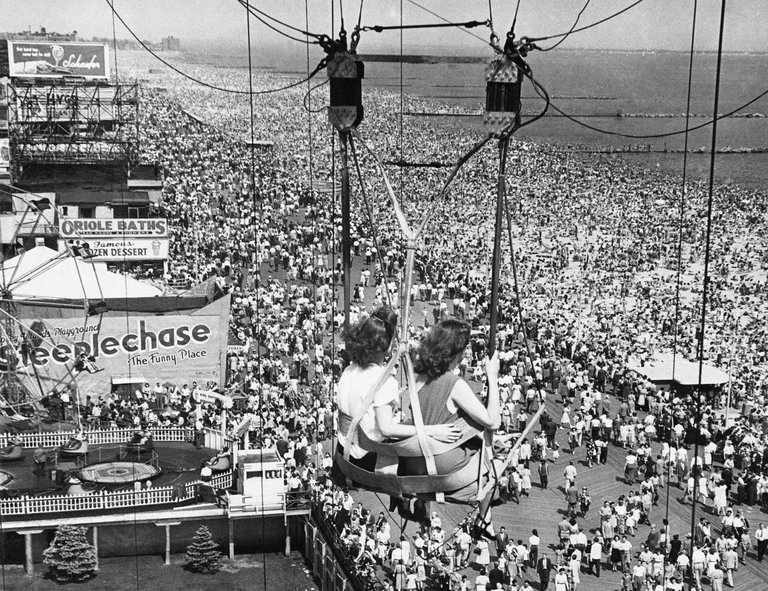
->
<box><xmin>206</xmin><ymin>454</ymin><xmax>232</xmax><ymax>472</ymax></box>
<box><xmin>0</xmin><ymin>444</ymin><xmax>23</xmax><ymax>461</ymax></box>
<box><xmin>335</xmin><ymin>411</ymin><xmax>489</xmax><ymax>502</ymax></box>
<box><xmin>60</xmin><ymin>439</ymin><xmax>88</xmax><ymax>456</ymax></box>
<box><xmin>127</xmin><ymin>433</ymin><xmax>154</xmax><ymax>452</ymax></box>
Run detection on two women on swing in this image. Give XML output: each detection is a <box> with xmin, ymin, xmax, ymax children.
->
<box><xmin>335</xmin><ymin>306</ymin><xmax>502</xmax><ymax>539</ymax></box>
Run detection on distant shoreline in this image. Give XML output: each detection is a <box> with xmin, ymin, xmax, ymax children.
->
<box><xmin>358</xmin><ymin>49</ymin><xmax>768</xmax><ymax>63</ymax></box>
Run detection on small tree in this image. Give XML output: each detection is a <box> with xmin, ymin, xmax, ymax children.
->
<box><xmin>43</xmin><ymin>525</ymin><xmax>97</xmax><ymax>582</ymax></box>
<box><xmin>185</xmin><ymin>524</ymin><xmax>223</xmax><ymax>574</ymax></box>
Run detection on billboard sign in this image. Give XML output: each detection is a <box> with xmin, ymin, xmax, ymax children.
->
<box><xmin>12</xmin><ymin>295</ymin><xmax>231</xmax><ymax>397</ymax></box>
<box><xmin>15</xmin><ymin>86</ymin><xmax>119</xmax><ymax>122</ymax></box>
<box><xmin>77</xmin><ymin>236</ymin><xmax>169</xmax><ymax>261</ymax></box>
<box><xmin>60</xmin><ymin>218</ymin><xmax>168</xmax><ymax>238</ymax></box>
<box><xmin>8</xmin><ymin>42</ymin><xmax>109</xmax><ymax>79</ymax></box>
<box><xmin>59</xmin><ymin>218</ymin><xmax>169</xmax><ymax>261</ymax></box>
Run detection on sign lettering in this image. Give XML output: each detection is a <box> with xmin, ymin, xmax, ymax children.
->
<box><xmin>8</xmin><ymin>42</ymin><xmax>109</xmax><ymax>80</ymax></box>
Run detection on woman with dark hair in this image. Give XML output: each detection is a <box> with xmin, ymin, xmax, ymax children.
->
<box><xmin>400</xmin><ymin>318</ymin><xmax>501</xmax><ymax>536</ymax></box>
<box><xmin>335</xmin><ymin>307</ymin><xmax>460</xmax><ymax>474</ymax></box>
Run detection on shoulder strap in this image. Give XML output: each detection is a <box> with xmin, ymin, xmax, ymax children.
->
<box><xmin>404</xmin><ymin>353</ymin><xmax>442</xmax><ymax>502</ymax></box>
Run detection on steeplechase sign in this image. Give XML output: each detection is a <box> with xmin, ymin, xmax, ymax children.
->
<box><xmin>12</xmin><ymin>295</ymin><xmax>231</xmax><ymax>394</ymax></box>
<box><xmin>8</xmin><ymin>41</ymin><xmax>110</xmax><ymax>80</ymax></box>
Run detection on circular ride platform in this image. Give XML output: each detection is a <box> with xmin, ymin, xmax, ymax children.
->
<box><xmin>78</xmin><ymin>461</ymin><xmax>161</xmax><ymax>484</ymax></box>
<box><xmin>0</xmin><ymin>441</ymin><xmax>212</xmax><ymax>492</ymax></box>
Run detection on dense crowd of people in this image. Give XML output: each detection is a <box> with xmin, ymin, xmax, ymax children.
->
<box><xmin>95</xmin><ymin>51</ymin><xmax>768</xmax><ymax>589</ymax></box>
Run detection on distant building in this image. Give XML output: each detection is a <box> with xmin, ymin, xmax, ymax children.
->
<box><xmin>0</xmin><ymin>26</ymin><xmax>79</xmax><ymax>42</ymax></box>
<box><xmin>162</xmin><ymin>36</ymin><xmax>181</xmax><ymax>51</ymax></box>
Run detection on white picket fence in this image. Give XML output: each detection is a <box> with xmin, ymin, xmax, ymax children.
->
<box><xmin>0</xmin><ymin>470</ymin><xmax>234</xmax><ymax>517</ymax></box>
<box><xmin>0</xmin><ymin>427</ymin><xmax>227</xmax><ymax>449</ymax></box>
<box><xmin>0</xmin><ymin>426</ymin><xmax>232</xmax><ymax>516</ymax></box>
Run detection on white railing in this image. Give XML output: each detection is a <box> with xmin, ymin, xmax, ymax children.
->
<box><xmin>203</xmin><ymin>428</ymin><xmax>225</xmax><ymax>451</ymax></box>
<box><xmin>0</xmin><ymin>470</ymin><xmax>234</xmax><ymax>517</ymax></box>
<box><xmin>0</xmin><ymin>427</ymin><xmax>194</xmax><ymax>449</ymax></box>
<box><xmin>209</xmin><ymin>471</ymin><xmax>233</xmax><ymax>490</ymax></box>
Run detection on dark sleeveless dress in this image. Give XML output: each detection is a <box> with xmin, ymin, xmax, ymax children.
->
<box><xmin>398</xmin><ymin>372</ymin><xmax>482</xmax><ymax>476</ymax></box>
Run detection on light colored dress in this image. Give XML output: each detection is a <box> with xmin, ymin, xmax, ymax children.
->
<box><xmin>714</xmin><ymin>484</ymin><xmax>728</xmax><ymax>514</ymax></box>
<box><xmin>475</xmin><ymin>539</ymin><xmax>491</xmax><ymax>567</ymax></box>
<box><xmin>336</xmin><ymin>363</ymin><xmax>397</xmax><ymax>458</ymax></box>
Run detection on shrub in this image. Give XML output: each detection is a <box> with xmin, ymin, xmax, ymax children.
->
<box><xmin>184</xmin><ymin>524</ymin><xmax>223</xmax><ymax>574</ymax></box>
<box><xmin>43</xmin><ymin>525</ymin><xmax>97</xmax><ymax>582</ymax></box>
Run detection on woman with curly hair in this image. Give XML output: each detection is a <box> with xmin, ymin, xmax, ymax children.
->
<box><xmin>335</xmin><ymin>307</ymin><xmax>460</xmax><ymax>475</ymax></box>
<box><xmin>399</xmin><ymin>318</ymin><xmax>501</xmax><ymax>537</ymax></box>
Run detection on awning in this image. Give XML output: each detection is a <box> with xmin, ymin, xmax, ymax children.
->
<box><xmin>57</xmin><ymin>190</ymin><xmax>151</xmax><ymax>205</ymax></box>
<box><xmin>628</xmin><ymin>353</ymin><xmax>729</xmax><ymax>386</ymax></box>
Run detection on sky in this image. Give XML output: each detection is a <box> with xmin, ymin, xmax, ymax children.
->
<box><xmin>2</xmin><ymin>0</ymin><xmax>767</xmax><ymax>54</ymax></box>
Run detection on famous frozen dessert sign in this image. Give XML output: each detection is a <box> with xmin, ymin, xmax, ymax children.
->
<box><xmin>8</xmin><ymin>42</ymin><xmax>110</xmax><ymax>80</ymax></box>
<box><xmin>59</xmin><ymin>218</ymin><xmax>169</xmax><ymax>261</ymax></box>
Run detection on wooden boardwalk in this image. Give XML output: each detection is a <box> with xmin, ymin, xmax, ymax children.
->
<box><xmin>302</xmin><ymin>233</ymin><xmax>768</xmax><ymax>589</ymax></box>
<box><xmin>344</xmin><ymin>394</ymin><xmax>768</xmax><ymax>590</ymax></box>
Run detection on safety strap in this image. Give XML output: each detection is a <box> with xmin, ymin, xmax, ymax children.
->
<box><xmin>350</xmin><ymin>128</ymin><xmax>493</xmax><ymax>243</ymax></box>
<box><xmin>350</xmin><ymin>129</ymin><xmax>414</xmax><ymax>240</ymax></box>
<box><xmin>414</xmin><ymin>133</ymin><xmax>493</xmax><ymax>238</ymax></box>
<box><xmin>404</xmin><ymin>353</ymin><xmax>442</xmax><ymax>501</ymax></box>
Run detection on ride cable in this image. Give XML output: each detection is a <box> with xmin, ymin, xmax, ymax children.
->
<box><xmin>360</xmin><ymin>19</ymin><xmax>490</xmax><ymax>33</ymax></box>
<box><xmin>404</xmin><ymin>0</ymin><xmax>494</xmax><ymax>48</ymax></box>
<box><xmin>105</xmin><ymin>0</ymin><xmax>327</xmax><ymax>95</ymax></box>
<box><xmin>689</xmin><ymin>0</ymin><xmax>728</xmax><ymax>576</ymax></box>
<box><xmin>243</xmin><ymin>2</ymin><xmax>270</xmax><ymax>588</ymax></box>
<box><xmin>537</xmin><ymin>0</ymin><xmax>592</xmax><ymax>52</ymax></box>
<box><xmin>521</xmin><ymin>0</ymin><xmax>648</xmax><ymax>44</ymax></box>
<box><xmin>666</xmin><ymin>2</ymin><xmax>698</xmax><ymax>580</ymax></box>
<box><xmin>542</xmin><ymin>91</ymin><xmax>768</xmax><ymax>140</ymax></box>
<box><xmin>236</xmin><ymin>0</ymin><xmax>323</xmax><ymax>44</ymax></box>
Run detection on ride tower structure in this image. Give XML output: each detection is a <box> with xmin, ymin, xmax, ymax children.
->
<box><xmin>326</xmin><ymin>29</ymin><xmax>364</xmax><ymax>330</ymax></box>
<box><xmin>483</xmin><ymin>31</ymin><xmax>523</xmax><ymax>358</ymax></box>
<box><xmin>0</xmin><ymin>190</ymin><xmax>105</xmax><ymax>428</ymax></box>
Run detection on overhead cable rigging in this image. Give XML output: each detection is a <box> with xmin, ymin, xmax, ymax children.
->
<box><xmin>105</xmin><ymin>0</ymin><xmax>325</xmax><ymax>95</ymax></box>
<box><xmin>537</xmin><ymin>0</ymin><xmax>593</xmax><ymax>51</ymax></box>
<box><xmin>523</xmin><ymin>0</ymin><xmax>648</xmax><ymax>44</ymax></box>
<box><xmin>235</xmin><ymin>0</ymin><xmax>322</xmax><ymax>42</ymax></box>
<box><xmin>361</xmin><ymin>19</ymin><xmax>489</xmax><ymax>33</ymax></box>
<box><xmin>541</xmin><ymin>90</ymin><xmax>768</xmax><ymax>140</ymax></box>
<box><xmin>404</xmin><ymin>0</ymin><xmax>493</xmax><ymax>47</ymax></box>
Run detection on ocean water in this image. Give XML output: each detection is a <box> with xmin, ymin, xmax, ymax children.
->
<box><xmin>195</xmin><ymin>48</ymin><xmax>768</xmax><ymax>190</ymax></box>
<box><xmin>361</xmin><ymin>51</ymin><xmax>768</xmax><ymax>191</ymax></box>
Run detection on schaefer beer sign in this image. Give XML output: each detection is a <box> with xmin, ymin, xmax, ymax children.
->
<box><xmin>8</xmin><ymin>41</ymin><xmax>110</xmax><ymax>79</ymax></box>
<box><xmin>59</xmin><ymin>218</ymin><xmax>169</xmax><ymax>261</ymax></box>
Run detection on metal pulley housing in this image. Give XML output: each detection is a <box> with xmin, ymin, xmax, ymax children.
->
<box><xmin>327</xmin><ymin>50</ymin><xmax>364</xmax><ymax>131</ymax></box>
<box><xmin>483</xmin><ymin>53</ymin><xmax>522</xmax><ymax>137</ymax></box>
